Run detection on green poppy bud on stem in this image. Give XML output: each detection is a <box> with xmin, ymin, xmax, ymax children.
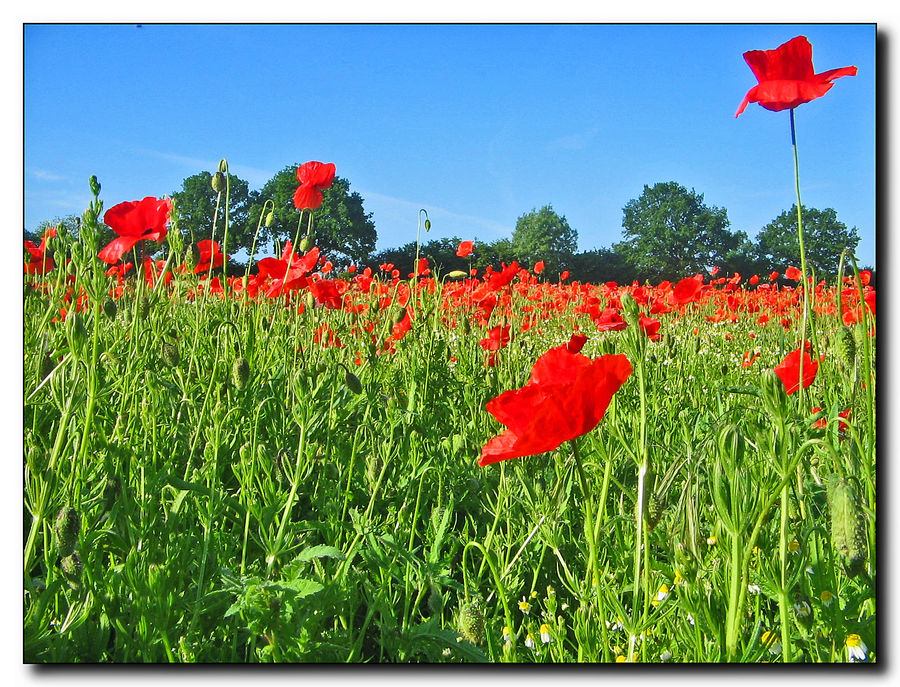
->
<box><xmin>827</xmin><ymin>476</ymin><xmax>867</xmax><ymax>577</ymax></box>
<box><xmin>344</xmin><ymin>368</ymin><xmax>363</xmax><ymax>395</ymax></box>
<box><xmin>392</xmin><ymin>306</ymin><xmax>407</xmax><ymax>325</ymax></box>
<box><xmin>457</xmin><ymin>597</ymin><xmax>486</xmax><ymax>645</ymax></box>
<box><xmin>265</xmin><ymin>211</ymin><xmax>275</xmax><ymax>227</ymax></box>
<box><xmin>620</xmin><ymin>292</ymin><xmax>640</xmax><ymax>321</ymax></box>
<box><xmin>161</xmin><ymin>342</ymin><xmax>180</xmax><ymax>368</ymax></box>
<box><xmin>218</xmin><ymin>159</ymin><xmax>228</xmax><ymax>173</ymax></box>
<box><xmin>211</xmin><ymin>171</ymin><xmax>226</xmax><ymax>193</ymax></box>
<box><xmin>446</xmin><ymin>270</ymin><xmax>468</xmax><ymax>279</ymax></box>
<box><xmin>232</xmin><ymin>357</ymin><xmax>250</xmax><ymax>390</ymax></box>
<box><xmin>54</xmin><ymin>506</ymin><xmax>80</xmax><ymax>558</ymax></box>
<box><xmin>424</xmin><ymin>219</ymin><xmax>432</xmax><ymax>232</ymax></box>
<box><xmin>60</xmin><ymin>552</ymin><xmax>83</xmax><ymax>588</ymax></box>
<box><xmin>299</xmin><ymin>236</ymin><xmax>314</xmax><ymax>253</ymax></box>
<box><xmin>89</xmin><ymin>175</ymin><xmax>101</xmax><ymax>197</ymax></box>
<box><xmin>833</xmin><ymin>326</ymin><xmax>856</xmax><ymax>370</ymax></box>
<box><xmin>102</xmin><ymin>298</ymin><xmax>117</xmax><ymax>321</ymax></box>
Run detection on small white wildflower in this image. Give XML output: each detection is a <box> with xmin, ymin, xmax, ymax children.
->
<box><xmin>846</xmin><ymin>634</ymin><xmax>868</xmax><ymax>662</ymax></box>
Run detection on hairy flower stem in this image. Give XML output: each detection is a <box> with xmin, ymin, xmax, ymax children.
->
<box><xmin>790</xmin><ymin>109</ymin><xmax>811</xmax><ymax>407</ymax></box>
<box><xmin>628</xmin><ymin>349</ymin><xmax>651</xmax><ymax>660</ymax></box>
<box><xmin>571</xmin><ymin>438</ymin><xmax>611</xmax><ymax>661</ymax></box>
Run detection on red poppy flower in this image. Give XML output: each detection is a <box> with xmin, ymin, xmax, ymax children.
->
<box><xmin>639</xmin><ymin>315</ymin><xmax>661</xmax><ymax>342</ymax></box>
<box><xmin>672</xmin><ymin>276</ymin><xmax>703</xmax><ymax>305</ymax></box>
<box><xmin>479</xmin><ymin>345</ymin><xmax>632</xmax><ymax>466</ymax></box>
<box><xmin>774</xmin><ymin>344</ymin><xmax>819</xmax><ymax>395</ymax></box>
<box><xmin>456</xmin><ymin>240</ymin><xmax>474</xmax><ymax>258</ymax></box>
<box><xmin>293</xmin><ymin>161</ymin><xmax>336</xmax><ymax>210</ymax></box>
<box><xmin>741</xmin><ymin>351</ymin><xmax>760</xmax><ymax>368</ymax></box>
<box><xmin>735</xmin><ymin>35</ymin><xmax>857</xmax><ymax>117</ymax></box>
<box><xmin>99</xmin><ymin>197</ymin><xmax>172</xmax><ymax>264</ymax></box>
<box><xmin>749</xmin><ymin>274</ymin><xmax>760</xmax><ymax>285</ymax></box>
<box><xmin>567</xmin><ymin>333</ymin><xmax>588</xmax><ymax>354</ymax></box>
<box><xmin>24</xmin><ymin>227</ymin><xmax>57</xmax><ymax>274</ymax></box>
<box><xmin>480</xmin><ymin>324</ymin><xmax>511</xmax><ymax>352</ymax></box>
<box><xmin>533</xmin><ymin>260</ymin><xmax>545</xmax><ymax>275</ymax></box>
<box><xmin>593</xmin><ymin>308</ymin><xmax>627</xmax><ymax>332</ymax></box>
<box><xmin>709</xmin><ymin>266</ymin><xmax>720</xmax><ymax>276</ymax></box>
<box><xmin>194</xmin><ymin>239</ymin><xmax>226</xmax><ymax>274</ymax></box>
<box><xmin>559</xmin><ymin>270</ymin><xmax>570</xmax><ymax>281</ymax></box>
<box><xmin>769</xmin><ymin>271</ymin><xmax>780</xmax><ymax>281</ymax></box>
<box><xmin>785</xmin><ymin>265</ymin><xmax>802</xmax><ymax>281</ymax></box>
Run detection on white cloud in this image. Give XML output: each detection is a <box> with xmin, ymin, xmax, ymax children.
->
<box><xmin>30</xmin><ymin>169</ymin><xmax>69</xmax><ymax>182</ymax></box>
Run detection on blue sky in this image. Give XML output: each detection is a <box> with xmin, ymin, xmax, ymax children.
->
<box><xmin>24</xmin><ymin>23</ymin><xmax>876</xmax><ymax>267</ymax></box>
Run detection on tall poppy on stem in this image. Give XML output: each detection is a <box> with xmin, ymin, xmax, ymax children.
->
<box><xmin>479</xmin><ymin>344</ymin><xmax>631</xmax><ymax>466</ymax></box>
<box><xmin>24</xmin><ymin>227</ymin><xmax>57</xmax><ymax>274</ymax></box>
<box><xmin>99</xmin><ymin>197</ymin><xmax>172</xmax><ymax>264</ymax></box>
<box><xmin>774</xmin><ymin>344</ymin><xmax>820</xmax><ymax>395</ymax></box>
<box><xmin>293</xmin><ymin>161</ymin><xmax>336</xmax><ymax>211</ymax></box>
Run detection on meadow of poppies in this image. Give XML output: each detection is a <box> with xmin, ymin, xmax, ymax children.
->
<box><xmin>23</xmin><ymin>36</ymin><xmax>875</xmax><ymax>663</ymax></box>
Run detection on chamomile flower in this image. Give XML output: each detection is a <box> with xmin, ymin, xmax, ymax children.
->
<box><xmin>846</xmin><ymin>634</ymin><xmax>868</xmax><ymax>662</ymax></box>
<box><xmin>540</xmin><ymin>623</ymin><xmax>552</xmax><ymax>644</ymax></box>
<box><xmin>525</xmin><ymin>632</ymin><xmax>536</xmax><ymax>649</ymax></box>
<box><xmin>518</xmin><ymin>598</ymin><xmax>531</xmax><ymax>615</ymax></box>
<box><xmin>651</xmin><ymin>583</ymin><xmax>670</xmax><ymax>606</ymax></box>
<box><xmin>502</xmin><ymin>626</ymin><xmax>512</xmax><ymax>643</ymax></box>
<box><xmin>761</xmin><ymin>630</ymin><xmax>782</xmax><ymax>656</ymax></box>
<box><xmin>707</xmin><ymin>535</ymin><xmax>717</xmax><ymax>546</ymax></box>
<box><xmin>748</xmin><ymin>583</ymin><xmax>761</xmax><ymax>594</ymax></box>
<box><xmin>820</xmin><ymin>590</ymin><xmax>834</xmax><ymax>607</ymax></box>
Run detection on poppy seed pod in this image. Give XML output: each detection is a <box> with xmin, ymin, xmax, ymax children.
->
<box><xmin>54</xmin><ymin>506</ymin><xmax>80</xmax><ymax>558</ymax></box>
<box><xmin>231</xmin><ymin>357</ymin><xmax>250</xmax><ymax>390</ymax></box>
<box><xmin>211</xmin><ymin>172</ymin><xmax>226</xmax><ymax>193</ymax></box>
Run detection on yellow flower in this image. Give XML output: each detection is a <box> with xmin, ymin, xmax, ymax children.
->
<box><xmin>524</xmin><ymin>633</ymin><xmax>535</xmax><ymax>649</ymax></box>
<box><xmin>673</xmin><ymin>570</ymin><xmax>685</xmax><ymax>585</ymax></box>
<box><xmin>707</xmin><ymin>535</ymin><xmax>717</xmax><ymax>546</ymax></box>
<box><xmin>788</xmin><ymin>539</ymin><xmax>800</xmax><ymax>553</ymax></box>
<box><xmin>615</xmin><ymin>655</ymin><xmax>627</xmax><ymax>663</ymax></box>
<box><xmin>820</xmin><ymin>590</ymin><xmax>834</xmax><ymax>607</ymax></box>
<box><xmin>518</xmin><ymin>598</ymin><xmax>531</xmax><ymax>615</ymax></box>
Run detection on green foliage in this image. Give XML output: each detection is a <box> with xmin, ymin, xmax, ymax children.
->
<box><xmin>511</xmin><ymin>204</ymin><xmax>578</xmax><ymax>277</ymax></box>
<box><xmin>247</xmin><ymin>166</ymin><xmax>376</xmax><ymax>265</ymax></box>
<box><xmin>754</xmin><ymin>205</ymin><xmax>860</xmax><ymax>279</ymax></box>
<box><xmin>615</xmin><ymin>181</ymin><xmax>741</xmax><ymax>281</ymax></box>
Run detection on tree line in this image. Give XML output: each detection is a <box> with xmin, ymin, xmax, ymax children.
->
<box><xmin>29</xmin><ymin>167</ymin><xmax>866</xmax><ymax>284</ymax></box>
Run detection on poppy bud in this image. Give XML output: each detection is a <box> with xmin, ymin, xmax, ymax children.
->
<box><xmin>760</xmin><ymin>369</ymin><xmax>788</xmax><ymax>419</ymax></box>
<box><xmin>138</xmin><ymin>296</ymin><xmax>150</xmax><ymax>320</ymax></box>
<box><xmin>304</xmin><ymin>291</ymin><xmax>316</xmax><ymax>311</ymax></box>
<box><xmin>315</xmin><ymin>362</ymin><xmax>328</xmax><ymax>376</ymax></box>
<box><xmin>68</xmin><ymin>313</ymin><xmax>88</xmax><ymax>357</ymax></box>
<box><xmin>392</xmin><ymin>306</ymin><xmax>407</xmax><ymax>325</ymax></box>
<box><xmin>59</xmin><ymin>553</ymin><xmax>83</xmax><ymax>589</ymax></box>
<box><xmin>446</xmin><ymin>270</ymin><xmax>468</xmax><ymax>279</ymax></box>
<box><xmin>457</xmin><ymin>596</ymin><xmax>486</xmax><ymax>645</ymax></box>
<box><xmin>853</xmin><ymin>323</ymin><xmax>867</xmax><ymax>354</ymax></box>
<box><xmin>102</xmin><ymin>298</ymin><xmax>117</xmax><ymax>321</ymax></box>
<box><xmin>232</xmin><ymin>357</ymin><xmax>250</xmax><ymax>390</ymax></box>
<box><xmin>54</xmin><ymin>506</ymin><xmax>80</xmax><ymax>558</ymax></box>
<box><xmin>265</xmin><ymin>210</ymin><xmax>275</xmax><ymax>227</ymax></box>
<box><xmin>89</xmin><ymin>175</ymin><xmax>101</xmax><ymax>197</ymax></box>
<box><xmin>299</xmin><ymin>235</ymin><xmax>314</xmax><ymax>253</ymax></box>
<box><xmin>103</xmin><ymin>475</ymin><xmax>122</xmax><ymax>510</ymax></box>
<box><xmin>827</xmin><ymin>475</ymin><xmax>867</xmax><ymax>577</ymax></box>
<box><xmin>620</xmin><ymin>292</ymin><xmax>640</xmax><ymax>321</ymax></box>
<box><xmin>217</xmin><ymin>159</ymin><xmax>228</xmax><ymax>173</ymax></box>
<box><xmin>38</xmin><ymin>352</ymin><xmax>54</xmax><ymax>381</ymax></box>
<box><xmin>161</xmin><ymin>342</ymin><xmax>180</xmax><ymax>368</ymax></box>
<box><xmin>833</xmin><ymin>326</ymin><xmax>856</xmax><ymax>370</ymax></box>
<box><xmin>344</xmin><ymin>370</ymin><xmax>363</xmax><ymax>395</ymax></box>
<box><xmin>211</xmin><ymin>171</ymin><xmax>226</xmax><ymax>193</ymax></box>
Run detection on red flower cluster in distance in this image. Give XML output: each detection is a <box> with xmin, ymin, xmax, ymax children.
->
<box><xmin>735</xmin><ymin>35</ymin><xmax>857</xmax><ymax>117</ymax></box>
<box><xmin>479</xmin><ymin>340</ymin><xmax>632</xmax><ymax>466</ymax></box>
<box><xmin>99</xmin><ymin>197</ymin><xmax>172</xmax><ymax>264</ymax></box>
<box><xmin>293</xmin><ymin>161</ymin><xmax>336</xmax><ymax>210</ymax></box>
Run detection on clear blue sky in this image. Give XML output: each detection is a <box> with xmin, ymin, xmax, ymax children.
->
<box><xmin>24</xmin><ymin>23</ymin><xmax>876</xmax><ymax>267</ymax></box>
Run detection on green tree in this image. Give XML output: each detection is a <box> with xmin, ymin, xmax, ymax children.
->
<box><xmin>615</xmin><ymin>182</ymin><xmax>740</xmax><ymax>282</ymax></box>
<box><xmin>567</xmin><ymin>247</ymin><xmax>636</xmax><ymax>285</ymax></box>
<box><xmin>247</xmin><ymin>165</ymin><xmax>376</xmax><ymax>265</ymax></box>
<box><xmin>754</xmin><ymin>205</ymin><xmax>860</xmax><ymax>279</ymax></box>
<box><xmin>171</xmin><ymin>171</ymin><xmax>254</xmax><ymax>257</ymax></box>
<box><xmin>510</xmin><ymin>204</ymin><xmax>578</xmax><ymax>277</ymax></box>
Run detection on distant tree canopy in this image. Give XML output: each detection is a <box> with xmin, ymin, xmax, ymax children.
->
<box><xmin>754</xmin><ymin>205</ymin><xmax>860</xmax><ymax>279</ymax></box>
<box><xmin>510</xmin><ymin>204</ymin><xmax>578</xmax><ymax>277</ymax></box>
<box><xmin>614</xmin><ymin>182</ymin><xmax>743</xmax><ymax>282</ymax></box>
<box><xmin>171</xmin><ymin>171</ymin><xmax>254</xmax><ymax>255</ymax></box>
<box><xmin>246</xmin><ymin>166</ymin><xmax>376</xmax><ymax>265</ymax></box>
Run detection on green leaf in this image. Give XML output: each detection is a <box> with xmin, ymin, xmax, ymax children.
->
<box><xmin>294</xmin><ymin>545</ymin><xmax>345</xmax><ymax>563</ymax></box>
